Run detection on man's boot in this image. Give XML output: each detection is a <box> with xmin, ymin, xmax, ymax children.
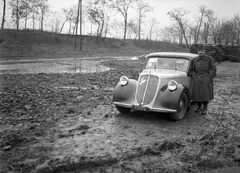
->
<box><xmin>201</xmin><ymin>102</ymin><xmax>208</xmax><ymax>115</ymax></box>
<box><xmin>195</xmin><ymin>102</ymin><xmax>202</xmax><ymax>113</ymax></box>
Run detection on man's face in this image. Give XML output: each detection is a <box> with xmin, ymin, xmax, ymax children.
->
<box><xmin>198</xmin><ymin>49</ymin><xmax>205</xmax><ymax>56</ymax></box>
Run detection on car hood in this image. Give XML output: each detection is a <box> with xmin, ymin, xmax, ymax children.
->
<box><xmin>140</xmin><ymin>69</ymin><xmax>187</xmax><ymax>78</ymax></box>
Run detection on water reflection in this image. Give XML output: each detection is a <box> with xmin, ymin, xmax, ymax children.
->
<box><xmin>65</xmin><ymin>60</ymin><xmax>110</xmax><ymax>73</ymax></box>
<box><xmin>0</xmin><ymin>57</ymin><xmax>113</xmax><ymax>74</ymax></box>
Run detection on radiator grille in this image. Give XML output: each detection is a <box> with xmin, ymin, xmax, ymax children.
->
<box><xmin>137</xmin><ymin>75</ymin><xmax>159</xmax><ymax>105</ymax></box>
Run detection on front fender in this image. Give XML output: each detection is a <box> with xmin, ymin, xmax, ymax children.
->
<box><xmin>153</xmin><ymin>84</ymin><xmax>190</xmax><ymax>110</ymax></box>
<box><xmin>113</xmin><ymin>79</ymin><xmax>137</xmax><ymax>105</ymax></box>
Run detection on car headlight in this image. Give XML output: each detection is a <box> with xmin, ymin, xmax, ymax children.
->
<box><xmin>168</xmin><ymin>80</ymin><xmax>178</xmax><ymax>91</ymax></box>
<box><xmin>120</xmin><ymin>76</ymin><xmax>129</xmax><ymax>86</ymax></box>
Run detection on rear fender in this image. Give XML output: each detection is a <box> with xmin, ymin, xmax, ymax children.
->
<box><xmin>113</xmin><ymin>79</ymin><xmax>137</xmax><ymax>105</ymax></box>
<box><xmin>153</xmin><ymin>84</ymin><xmax>190</xmax><ymax>110</ymax></box>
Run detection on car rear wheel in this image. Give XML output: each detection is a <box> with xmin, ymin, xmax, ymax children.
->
<box><xmin>116</xmin><ymin>105</ymin><xmax>131</xmax><ymax>114</ymax></box>
<box><xmin>170</xmin><ymin>93</ymin><xmax>188</xmax><ymax>121</ymax></box>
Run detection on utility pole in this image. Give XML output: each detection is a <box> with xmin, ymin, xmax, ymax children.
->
<box><xmin>16</xmin><ymin>0</ymin><xmax>19</xmax><ymax>30</ymax></box>
<box><xmin>74</xmin><ymin>0</ymin><xmax>80</xmax><ymax>50</ymax></box>
<box><xmin>79</xmin><ymin>0</ymin><xmax>82</xmax><ymax>51</ymax></box>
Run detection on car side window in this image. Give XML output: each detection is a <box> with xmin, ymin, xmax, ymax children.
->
<box><xmin>146</xmin><ymin>58</ymin><xmax>157</xmax><ymax>69</ymax></box>
<box><xmin>175</xmin><ymin>60</ymin><xmax>188</xmax><ymax>71</ymax></box>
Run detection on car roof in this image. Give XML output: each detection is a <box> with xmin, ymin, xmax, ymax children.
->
<box><xmin>147</xmin><ymin>52</ymin><xmax>198</xmax><ymax>60</ymax></box>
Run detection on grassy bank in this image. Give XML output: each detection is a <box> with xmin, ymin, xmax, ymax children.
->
<box><xmin>0</xmin><ymin>29</ymin><xmax>188</xmax><ymax>60</ymax></box>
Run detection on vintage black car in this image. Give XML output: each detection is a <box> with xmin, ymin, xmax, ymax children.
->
<box><xmin>113</xmin><ymin>52</ymin><xmax>198</xmax><ymax>121</ymax></box>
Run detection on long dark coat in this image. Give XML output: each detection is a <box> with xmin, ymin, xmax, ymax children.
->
<box><xmin>192</xmin><ymin>55</ymin><xmax>217</xmax><ymax>102</ymax></box>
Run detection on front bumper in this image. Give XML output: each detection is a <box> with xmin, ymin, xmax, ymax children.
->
<box><xmin>113</xmin><ymin>102</ymin><xmax>177</xmax><ymax>113</ymax></box>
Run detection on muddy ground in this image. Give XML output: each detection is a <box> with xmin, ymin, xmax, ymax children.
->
<box><xmin>0</xmin><ymin>59</ymin><xmax>240</xmax><ymax>173</ymax></box>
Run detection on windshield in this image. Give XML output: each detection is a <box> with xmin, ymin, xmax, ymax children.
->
<box><xmin>145</xmin><ymin>57</ymin><xmax>190</xmax><ymax>72</ymax></box>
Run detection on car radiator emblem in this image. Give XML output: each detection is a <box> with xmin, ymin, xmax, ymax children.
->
<box><xmin>140</xmin><ymin>79</ymin><xmax>147</xmax><ymax>85</ymax></box>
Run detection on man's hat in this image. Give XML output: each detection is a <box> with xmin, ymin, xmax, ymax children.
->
<box><xmin>198</xmin><ymin>45</ymin><xmax>205</xmax><ymax>51</ymax></box>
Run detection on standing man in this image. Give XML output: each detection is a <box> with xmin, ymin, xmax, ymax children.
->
<box><xmin>192</xmin><ymin>45</ymin><xmax>217</xmax><ymax>115</ymax></box>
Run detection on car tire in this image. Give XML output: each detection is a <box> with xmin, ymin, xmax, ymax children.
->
<box><xmin>170</xmin><ymin>93</ymin><xmax>188</xmax><ymax>121</ymax></box>
<box><xmin>116</xmin><ymin>105</ymin><xmax>131</xmax><ymax>114</ymax></box>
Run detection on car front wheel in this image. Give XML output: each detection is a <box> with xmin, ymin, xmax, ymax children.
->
<box><xmin>170</xmin><ymin>93</ymin><xmax>188</xmax><ymax>121</ymax></box>
<box><xmin>116</xmin><ymin>105</ymin><xmax>131</xmax><ymax>114</ymax></box>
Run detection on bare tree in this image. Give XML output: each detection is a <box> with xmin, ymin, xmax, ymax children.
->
<box><xmin>233</xmin><ymin>14</ymin><xmax>240</xmax><ymax>45</ymax></box>
<box><xmin>50</xmin><ymin>11</ymin><xmax>61</xmax><ymax>33</ymax></box>
<box><xmin>29</xmin><ymin>0</ymin><xmax>39</xmax><ymax>30</ymax></box>
<box><xmin>109</xmin><ymin>19</ymin><xmax>122</xmax><ymax>38</ymax></box>
<box><xmin>209</xmin><ymin>19</ymin><xmax>222</xmax><ymax>44</ymax></box>
<box><xmin>9</xmin><ymin>0</ymin><xmax>20</xmax><ymax>30</ymax></box>
<box><xmin>20</xmin><ymin>0</ymin><xmax>31</xmax><ymax>29</ymax></box>
<box><xmin>59</xmin><ymin>7</ymin><xmax>75</xmax><ymax>34</ymax></box>
<box><xmin>194</xmin><ymin>5</ymin><xmax>214</xmax><ymax>44</ymax></box>
<box><xmin>103</xmin><ymin>17</ymin><xmax>109</xmax><ymax>39</ymax></box>
<box><xmin>188</xmin><ymin>25</ymin><xmax>197</xmax><ymax>45</ymax></box>
<box><xmin>195</xmin><ymin>5</ymin><xmax>206</xmax><ymax>43</ymax></box>
<box><xmin>136</xmin><ymin>0</ymin><xmax>152</xmax><ymax>42</ymax></box>
<box><xmin>148</xmin><ymin>17</ymin><xmax>157</xmax><ymax>41</ymax></box>
<box><xmin>36</xmin><ymin>0</ymin><xmax>49</xmax><ymax>31</ymax></box>
<box><xmin>160</xmin><ymin>26</ymin><xmax>178</xmax><ymax>43</ymax></box>
<box><xmin>9</xmin><ymin>0</ymin><xmax>39</xmax><ymax>30</ymax></box>
<box><xmin>202</xmin><ymin>9</ymin><xmax>214</xmax><ymax>44</ymax></box>
<box><xmin>127</xmin><ymin>19</ymin><xmax>138</xmax><ymax>40</ymax></box>
<box><xmin>63</xmin><ymin>5</ymin><xmax>77</xmax><ymax>35</ymax></box>
<box><xmin>87</xmin><ymin>0</ymin><xmax>111</xmax><ymax>39</ymax></box>
<box><xmin>167</xmin><ymin>7</ymin><xmax>189</xmax><ymax>46</ymax></box>
<box><xmin>221</xmin><ymin>20</ymin><xmax>232</xmax><ymax>45</ymax></box>
<box><xmin>112</xmin><ymin>0</ymin><xmax>137</xmax><ymax>42</ymax></box>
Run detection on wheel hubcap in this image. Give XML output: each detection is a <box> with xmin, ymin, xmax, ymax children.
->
<box><xmin>177</xmin><ymin>98</ymin><xmax>185</xmax><ymax>115</ymax></box>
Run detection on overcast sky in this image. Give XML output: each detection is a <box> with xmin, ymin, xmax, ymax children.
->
<box><xmin>47</xmin><ymin>0</ymin><xmax>240</xmax><ymax>27</ymax></box>
<box><xmin>0</xmin><ymin>0</ymin><xmax>239</xmax><ymax>33</ymax></box>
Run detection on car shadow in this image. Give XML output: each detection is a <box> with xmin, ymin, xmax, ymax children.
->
<box><xmin>117</xmin><ymin>111</ymin><xmax>174</xmax><ymax>124</ymax></box>
<box><xmin>116</xmin><ymin>104</ymin><xmax>203</xmax><ymax>125</ymax></box>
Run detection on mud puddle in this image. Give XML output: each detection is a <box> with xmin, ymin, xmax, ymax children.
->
<box><xmin>0</xmin><ymin>56</ymin><xmax>132</xmax><ymax>74</ymax></box>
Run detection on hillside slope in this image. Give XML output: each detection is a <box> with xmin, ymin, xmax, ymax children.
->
<box><xmin>0</xmin><ymin>29</ymin><xmax>188</xmax><ymax>60</ymax></box>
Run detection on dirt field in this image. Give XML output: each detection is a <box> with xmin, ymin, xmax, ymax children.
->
<box><xmin>0</xmin><ymin>58</ymin><xmax>240</xmax><ymax>173</ymax></box>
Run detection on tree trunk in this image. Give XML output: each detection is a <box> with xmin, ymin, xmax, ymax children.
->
<box><xmin>69</xmin><ymin>20</ymin><xmax>72</xmax><ymax>34</ymax></box>
<box><xmin>72</xmin><ymin>25</ymin><xmax>76</xmax><ymax>35</ymax></box>
<box><xmin>16</xmin><ymin>0</ymin><xmax>19</xmax><ymax>30</ymax></box>
<box><xmin>97</xmin><ymin>22</ymin><xmax>100</xmax><ymax>38</ymax></box>
<box><xmin>41</xmin><ymin>11</ymin><xmax>44</xmax><ymax>31</ymax></box>
<box><xmin>1</xmin><ymin>0</ymin><xmax>6</xmax><ymax>41</ymax></box>
<box><xmin>123</xmin><ymin>14</ymin><xmax>127</xmax><ymax>41</ymax></box>
<box><xmin>195</xmin><ymin>13</ymin><xmax>204</xmax><ymax>44</ymax></box>
<box><xmin>180</xmin><ymin>23</ymin><xmax>189</xmax><ymax>46</ymax></box>
<box><xmin>138</xmin><ymin>16</ymin><xmax>141</xmax><ymax>43</ymax></box>
<box><xmin>100</xmin><ymin>21</ymin><xmax>104</xmax><ymax>38</ymax></box>
<box><xmin>25</xmin><ymin>8</ymin><xmax>28</xmax><ymax>29</ymax></box>
<box><xmin>32</xmin><ymin>12</ymin><xmax>35</xmax><ymax>30</ymax></box>
<box><xmin>1</xmin><ymin>0</ymin><xmax>6</xmax><ymax>30</ymax></box>
<box><xmin>74</xmin><ymin>0</ymin><xmax>80</xmax><ymax>50</ymax></box>
<box><xmin>90</xmin><ymin>19</ymin><xmax>93</xmax><ymax>35</ymax></box>
<box><xmin>60</xmin><ymin>19</ymin><xmax>68</xmax><ymax>34</ymax></box>
<box><xmin>138</xmin><ymin>14</ymin><xmax>141</xmax><ymax>42</ymax></box>
<box><xmin>104</xmin><ymin>21</ymin><xmax>108</xmax><ymax>39</ymax></box>
<box><xmin>204</xmin><ymin>23</ymin><xmax>210</xmax><ymax>44</ymax></box>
